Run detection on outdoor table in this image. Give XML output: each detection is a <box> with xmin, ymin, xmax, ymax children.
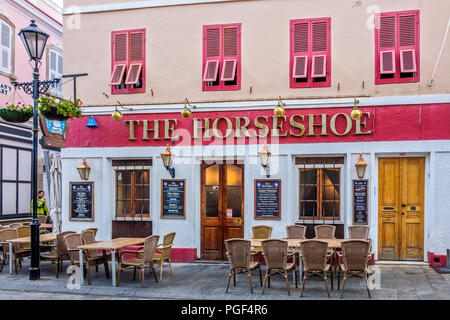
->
<box><xmin>77</xmin><ymin>237</ymin><xmax>145</xmax><ymax>287</ymax></box>
<box><xmin>39</xmin><ymin>224</ymin><xmax>53</xmax><ymax>229</ymax></box>
<box><xmin>7</xmin><ymin>233</ymin><xmax>58</xmax><ymax>275</ymax></box>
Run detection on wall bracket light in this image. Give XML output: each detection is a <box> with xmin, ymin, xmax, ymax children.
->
<box><xmin>274</xmin><ymin>96</ymin><xmax>286</xmax><ymax>117</ymax></box>
<box><xmin>355</xmin><ymin>153</ymin><xmax>367</xmax><ymax>179</ymax></box>
<box><xmin>77</xmin><ymin>158</ymin><xmax>91</xmax><ymax>180</ymax></box>
<box><xmin>161</xmin><ymin>145</ymin><xmax>176</xmax><ymax>178</ymax></box>
<box><xmin>112</xmin><ymin>101</ymin><xmax>133</xmax><ymax>121</ymax></box>
<box><xmin>181</xmin><ymin>98</ymin><xmax>197</xmax><ymax>118</ymax></box>
<box><xmin>258</xmin><ymin>144</ymin><xmax>271</xmax><ymax>178</ymax></box>
<box><xmin>350</xmin><ymin>97</ymin><xmax>362</xmax><ymax>121</ymax></box>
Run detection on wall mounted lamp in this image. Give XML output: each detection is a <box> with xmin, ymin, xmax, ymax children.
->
<box><xmin>350</xmin><ymin>97</ymin><xmax>362</xmax><ymax>121</ymax></box>
<box><xmin>181</xmin><ymin>98</ymin><xmax>197</xmax><ymax>118</ymax></box>
<box><xmin>274</xmin><ymin>96</ymin><xmax>286</xmax><ymax>117</ymax></box>
<box><xmin>355</xmin><ymin>153</ymin><xmax>367</xmax><ymax>179</ymax></box>
<box><xmin>161</xmin><ymin>145</ymin><xmax>176</xmax><ymax>178</ymax></box>
<box><xmin>112</xmin><ymin>101</ymin><xmax>133</xmax><ymax>121</ymax></box>
<box><xmin>258</xmin><ymin>144</ymin><xmax>271</xmax><ymax>178</ymax></box>
<box><xmin>77</xmin><ymin>158</ymin><xmax>91</xmax><ymax>180</ymax></box>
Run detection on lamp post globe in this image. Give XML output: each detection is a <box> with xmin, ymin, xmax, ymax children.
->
<box><xmin>19</xmin><ymin>20</ymin><xmax>49</xmax><ymax>61</ymax></box>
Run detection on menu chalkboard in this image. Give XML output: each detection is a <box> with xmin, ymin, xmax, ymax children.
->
<box><xmin>161</xmin><ymin>179</ymin><xmax>186</xmax><ymax>219</ymax></box>
<box><xmin>69</xmin><ymin>182</ymin><xmax>94</xmax><ymax>221</ymax></box>
<box><xmin>353</xmin><ymin>180</ymin><xmax>368</xmax><ymax>224</ymax></box>
<box><xmin>255</xmin><ymin>179</ymin><xmax>281</xmax><ymax>220</ymax></box>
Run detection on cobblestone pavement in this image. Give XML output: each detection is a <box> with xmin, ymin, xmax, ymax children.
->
<box><xmin>0</xmin><ymin>259</ymin><xmax>448</xmax><ymax>300</ymax></box>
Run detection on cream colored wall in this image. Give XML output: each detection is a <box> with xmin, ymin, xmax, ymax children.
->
<box><xmin>63</xmin><ymin>0</ymin><xmax>450</xmax><ymax>106</ymax></box>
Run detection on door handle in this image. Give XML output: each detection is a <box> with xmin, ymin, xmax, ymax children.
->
<box><xmin>401</xmin><ymin>204</ymin><xmax>406</xmax><ymax>207</ymax></box>
<box><xmin>402</xmin><ymin>212</ymin><xmax>405</xmax><ymax>215</ymax></box>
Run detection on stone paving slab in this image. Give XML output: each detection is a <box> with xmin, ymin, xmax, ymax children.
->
<box><xmin>0</xmin><ymin>259</ymin><xmax>449</xmax><ymax>300</ymax></box>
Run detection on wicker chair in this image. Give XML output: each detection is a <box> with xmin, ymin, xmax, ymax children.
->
<box><xmin>15</xmin><ymin>225</ymin><xmax>31</xmax><ymax>251</ymax></box>
<box><xmin>37</xmin><ymin>216</ymin><xmax>48</xmax><ymax>224</ymax></box>
<box><xmin>286</xmin><ymin>225</ymin><xmax>306</xmax><ymax>239</ymax></box>
<box><xmin>0</xmin><ymin>229</ymin><xmax>30</xmax><ymax>274</ymax></box>
<box><xmin>85</xmin><ymin>228</ymin><xmax>98</xmax><ymax>237</ymax></box>
<box><xmin>348</xmin><ymin>226</ymin><xmax>370</xmax><ymax>239</ymax></box>
<box><xmin>261</xmin><ymin>239</ymin><xmax>298</xmax><ymax>296</ymax></box>
<box><xmin>314</xmin><ymin>225</ymin><xmax>336</xmax><ymax>239</ymax></box>
<box><xmin>117</xmin><ymin>235</ymin><xmax>159</xmax><ymax>288</ymax></box>
<box><xmin>339</xmin><ymin>240</ymin><xmax>372</xmax><ymax>298</ymax></box>
<box><xmin>299</xmin><ymin>240</ymin><xmax>333</xmax><ymax>298</ymax></box>
<box><xmin>225</xmin><ymin>238</ymin><xmax>262</xmax><ymax>294</ymax></box>
<box><xmin>153</xmin><ymin>232</ymin><xmax>176</xmax><ymax>280</ymax></box>
<box><xmin>81</xmin><ymin>229</ymin><xmax>111</xmax><ymax>272</ymax></box>
<box><xmin>40</xmin><ymin>231</ymin><xmax>76</xmax><ymax>278</ymax></box>
<box><xmin>252</xmin><ymin>226</ymin><xmax>273</xmax><ymax>239</ymax></box>
<box><xmin>64</xmin><ymin>233</ymin><xmax>110</xmax><ymax>285</ymax></box>
<box><xmin>251</xmin><ymin>225</ymin><xmax>273</xmax><ymax>262</ymax></box>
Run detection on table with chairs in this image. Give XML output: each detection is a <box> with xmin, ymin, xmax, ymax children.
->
<box><xmin>224</xmin><ymin>224</ymin><xmax>373</xmax><ymax>298</ymax></box>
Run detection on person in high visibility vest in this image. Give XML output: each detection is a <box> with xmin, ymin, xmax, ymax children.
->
<box><xmin>30</xmin><ymin>190</ymin><xmax>49</xmax><ymax>216</ymax></box>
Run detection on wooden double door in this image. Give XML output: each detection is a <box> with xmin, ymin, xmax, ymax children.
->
<box><xmin>378</xmin><ymin>157</ymin><xmax>425</xmax><ymax>260</ymax></box>
<box><xmin>200</xmin><ymin>162</ymin><xmax>244</xmax><ymax>260</ymax></box>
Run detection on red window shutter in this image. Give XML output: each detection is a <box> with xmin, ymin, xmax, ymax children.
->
<box><xmin>311</xmin><ymin>54</ymin><xmax>326</xmax><ymax>77</ymax></box>
<box><xmin>221</xmin><ymin>59</ymin><xmax>237</xmax><ymax>81</ymax></box>
<box><xmin>398</xmin><ymin>13</ymin><xmax>418</xmax><ymax>73</ymax></box>
<box><xmin>311</xmin><ymin>20</ymin><xmax>329</xmax><ymax>79</ymax></box>
<box><xmin>125</xmin><ymin>63</ymin><xmax>143</xmax><ymax>84</ymax></box>
<box><xmin>292</xmin><ymin>56</ymin><xmax>308</xmax><ymax>78</ymax></box>
<box><xmin>111</xmin><ymin>31</ymin><xmax>128</xmax><ymax>85</ymax></box>
<box><xmin>124</xmin><ymin>30</ymin><xmax>145</xmax><ymax>85</ymax></box>
<box><xmin>203</xmin><ymin>26</ymin><xmax>221</xmax><ymax>83</ymax></box>
<box><xmin>203</xmin><ymin>60</ymin><xmax>219</xmax><ymax>81</ymax></box>
<box><xmin>380</xmin><ymin>50</ymin><xmax>395</xmax><ymax>73</ymax></box>
<box><xmin>291</xmin><ymin>21</ymin><xmax>309</xmax><ymax>80</ymax></box>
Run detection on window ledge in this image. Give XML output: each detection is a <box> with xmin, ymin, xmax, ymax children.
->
<box><xmin>295</xmin><ymin>220</ymin><xmax>343</xmax><ymax>225</ymax></box>
<box><xmin>0</xmin><ymin>71</ymin><xmax>16</xmax><ymax>82</ymax></box>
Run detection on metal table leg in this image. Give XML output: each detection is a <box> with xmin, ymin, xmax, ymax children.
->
<box><xmin>9</xmin><ymin>242</ymin><xmax>13</xmax><ymax>274</ymax></box>
<box><xmin>79</xmin><ymin>249</ymin><xmax>84</xmax><ymax>285</ymax></box>
<box><xmin>111</xmin><ymin>249</ymin><xmax>116</xmax><ymax>287</ymax></box>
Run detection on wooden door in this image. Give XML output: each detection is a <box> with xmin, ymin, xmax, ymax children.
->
<box><xmin>378</xmin><ymin>158</ymin><xmax>424</xmax><ymax>260</ymax></box>
<box><xmin>201</xmin><ymin>162</ymin><xmax>244</xmax><ymax>260</ymax></box>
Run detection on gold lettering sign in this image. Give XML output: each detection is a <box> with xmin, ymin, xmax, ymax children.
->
<box><xmin>125</xmin><ymin>112</ymin><xmax>373</xmax><ymax>141</ymax></box>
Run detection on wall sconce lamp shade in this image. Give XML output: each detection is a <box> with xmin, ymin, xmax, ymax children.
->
<box><xmin>77</xmin><ymin>158</ymin><xmax>91</xmax><ymax>180</ymax></box>
<box><xmin>258</xmin><ymin>144</ymin><xmax>271</xmax><ymax>167</ymax></box>
<box><xmin>19</xmin><ymin>20</ymin><xmax>49</xmax><ymax>61</ymax></box>
<box><xmin>355</xmin><ymin>153</ymin><xmax>367</xmax><ymax>179</ymax></box>
<box><xmin>161</xmin><ymin>145</ymin><xmax>175</xmax><ymax>178</ymax></box>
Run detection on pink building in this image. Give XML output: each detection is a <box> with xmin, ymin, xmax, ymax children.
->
<box><xmin>0</xmin><ymin>0</ymin><xmax>62</xmax><ymax>221</ymax></box>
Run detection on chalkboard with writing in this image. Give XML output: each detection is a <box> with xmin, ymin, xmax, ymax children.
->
<box><xmin>353</xmin><ymin>180</ymin><xmax>368</xmax><ymax>224</ymax></box>
<box><xmin>255</xmin><ymin>179</ymin><xmax>281</xmax><ymax>220</ymax></box>
<box><xmin>161</xmin><ymin>179</ymin><xmax>186</xmax><ymax>219</ymax></box>
<box><xmin>70</xmin><ymin>182</ymin><xmax>94</xmax><ymax>221</ymax></box>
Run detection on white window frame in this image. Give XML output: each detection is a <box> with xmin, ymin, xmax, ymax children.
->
<box><xmin>0</xmin><ymin>19</ymin><xmax>12</xmax><ymax>75</ymax></box>
<box><xmin>48</xmin><ymin>48</ymin><xmax>63</xmax><ymax>97</ymax></box>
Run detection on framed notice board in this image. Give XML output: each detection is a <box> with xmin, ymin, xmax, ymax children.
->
<box><xmin>353</xmin><ymin>179</ymin><xmax>368</xmax><ymax>224</ymax></box>
<box><xmin>69</xmin><ymin>182</ymin><xmax>94</xmax><ymax>221</ymax></box>
<box><xmin>161</xmin><ymin>179</ymin><xmax>186</xmax><ymax>219</ymax></box>
<box><xmin>254</xmin><ymin>179</ymin><xmax>281</xmax><ymax>220</ymax></box>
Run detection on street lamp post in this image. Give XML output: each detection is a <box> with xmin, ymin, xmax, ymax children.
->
<box><xmin>13</xmin><ymin>20</ymin><xmax>60</xmax><ymax>280</ymax></box>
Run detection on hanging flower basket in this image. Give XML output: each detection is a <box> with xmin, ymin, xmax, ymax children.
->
<box><xmin>0</xmin><ymin>103</ymin><xmax>33</xmax><ymax>123</ymax></box>
<box><xmin>37</xmin><ymin>96</ymin><xmax>83</xmax><ymax>121</ymax></box>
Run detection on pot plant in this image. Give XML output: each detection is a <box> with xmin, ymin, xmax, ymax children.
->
<box><xmin>37</xmin><ymin>96</ymin><xmax>83</xmax><ymax>121</ymax></box>
<box><xmin>0</xmin><ymin>102</ymin><xmax>33</xmax><ymax>123</ymax></box>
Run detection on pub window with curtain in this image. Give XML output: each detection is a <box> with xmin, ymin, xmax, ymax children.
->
<box><xmin>113</xmin><ymin>160</ymin><xmax>151</xmax><ymax>217</ymax></box>
<box><xmin>297</xmin><ymin>157</ymin><xmax>342</xmax><ymax>221</ymax></box>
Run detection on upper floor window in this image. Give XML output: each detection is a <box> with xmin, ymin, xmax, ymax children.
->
<box><xmin>48</xmin><ymin>48</ymin><xmax>63</xmax><ymax>96</ymax></box>
<box><xmin>202</xmin><ymin>23</ymin><xmax>241</xmax><ymax>91</ymax></box>
<box><xmin>375</xmin><ymin>10</ymin><xmax>419</xmax><ymax>84</ymax></box>
<box><xmin>0</xmin><ymin>18</ymin><xmax>13</xmax><ymax>75</ymax></box>
<box><xmin>290</xmin><ymin>18</ymin><xmax>331</xmax><ymax>88</ymax></box>
<box><xmin>110</xmin><ymin>29</ymin><xmax>146</xmax><ymax>94</ymax></box>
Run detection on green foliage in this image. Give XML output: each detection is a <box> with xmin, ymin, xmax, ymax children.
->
<box><xmin>37</xmin><ymin>96</ymin><xmax>83</xmax><ymax>119</ymax></box>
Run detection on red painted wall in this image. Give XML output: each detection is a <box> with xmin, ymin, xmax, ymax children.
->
<box><xmin>66</xmin><ymin>103</ymin><xmax>450</xmax><ymax>148</ymax></box>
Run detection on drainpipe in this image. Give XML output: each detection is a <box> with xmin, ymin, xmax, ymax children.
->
<box><xmin>447</xmin><ymin>249</ymin><xmax>450</xmax><ymax>269</ymax></box>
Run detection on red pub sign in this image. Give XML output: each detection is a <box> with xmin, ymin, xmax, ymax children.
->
<box><xmin>65</xmin><ymin>104</ymin><xmax>450</xmax><ymax>148</ymax></box>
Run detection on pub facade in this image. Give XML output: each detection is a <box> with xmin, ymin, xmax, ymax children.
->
<box><xmin>61</xmin><ymin>0</ymin><xmax>450</xmax><ymax>262</ymax></box>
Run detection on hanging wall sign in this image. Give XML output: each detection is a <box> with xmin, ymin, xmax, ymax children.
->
<box><xmin>161</xmin><ymin>179</ymin><xmax>186</xmax><ymax>219</ymax></box>
<box><xmin>39</xmin><ymin>116</ymin><xmax>68</xmax><ymax>148</ymax></box>
<box><xmin>69</xmin><ymin>182</ymin><xmax>94</xmax><ymax>221</ymax></box>
<box><xmin>254</xmin><ymin>179</ymin><xmax>281</xmax><ymax>220</ymax></box>
<box><xmin>353</xmin><ymin>180</ymin><xmax>368</xmax><ymax>224</ymax></box>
